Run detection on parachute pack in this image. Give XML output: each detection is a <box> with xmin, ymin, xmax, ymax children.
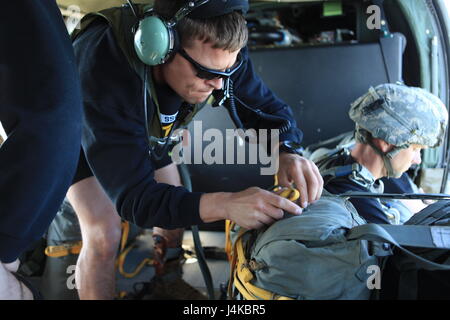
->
<box><xmin>226</xmin><ymin>192</ymin><xmax>450</xmax><ymax>300</ymax></box>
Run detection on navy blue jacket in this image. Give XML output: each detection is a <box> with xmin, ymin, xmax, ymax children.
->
<box><xmin>0</xmin><ymin>1</ymin><xmax>82</xmax><ymax>262</ymax></box>
<box><xmin>73</xmin><ymin>18</ymin><xmax>302</xmax><ymax>229</ymax></box>
<box><xmin>322</xmin><ymin>154</ymin><xmax>390</xmax><ymax>224</ymax></box>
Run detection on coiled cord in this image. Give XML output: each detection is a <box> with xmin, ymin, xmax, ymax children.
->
<box><xmin>224</xmin><ymin>79</ymin><xmax>244</xmax><ymax>129</ymax></box>
<box><xmin>226</xmin><ymin>79</ymin><xmax>291</xmax><ymax>134</ymax></box>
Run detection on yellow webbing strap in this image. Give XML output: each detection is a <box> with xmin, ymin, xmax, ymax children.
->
<box><xmin>45</xmin><ymin>221</ymin><xmax>130</xmax><ymax>260</ymax></box>
<box><xmin>274</xmin><ymin>174</ymin><xmax>279</xmax><ymax>186</ymax></box>
<box><xmin>116</xmin><ymin>245</ymin><xmax>154</xmax><ymax>279</ymax></box>
<box><xmin>225</xmin><ymin>219</ymin><xmax>234</xmax><ymax>262</ymax></box>
<box><xmin>161</xmin><ymin>123</ymin><xmax>174</xmax><ymax>137</ymax></box>
<box><xmin>116</xmin><ymin>221</ymin><xmax>154</xmax><ymax>279</ymax></box>
<box><xmin>229</xmin><ymin>228</ymin><xmax>294</xmax><ymax>300</ymax></box>
<box><xmin>45</xmin><ymin>241</ymin><xmax>83</xmax><ymax>258</ymax></box>
<box><xmin>227</xmin><ymin>228</ymin><xmax>245</xmax><ymax>299</ymax></box>
<box><xmin>226</xmin><ymin>174</ymin><xmax>299</xmax><ymax>300</ymax></box>
<box><xmin>225</xmin><ymin>174</ymin><xmax>300</xmax><ymax>262</ymax></box>
<box><xmin>272</xmin><ymin>174</ymin><xmax>301</xmax><ymax>202</ymax></box>
<box><xmin>277</xmin><ymin>187</ymin><xmax>300</xmax><ymax>202</ymax></box>
<box><xmin>119</xmin><ymin>221</ymin><xmax>130</xmax><ymax>252</ymax></box>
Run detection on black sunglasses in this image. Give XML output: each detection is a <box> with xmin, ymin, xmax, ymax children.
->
<box><xmin>178</xmin><ymin>48</ymin><xmax>243</xmax><ymax>80</ymax></box>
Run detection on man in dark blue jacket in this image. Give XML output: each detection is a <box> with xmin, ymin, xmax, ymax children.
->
<box><xmin>68</xmin><ymin>0</ymin><xmax>323</xmax><ymax>299</ymax></box>
<box><xmin>0</xmin><ymin>1</ymin><xmax>82</xmax><ymax>299</ymax></box>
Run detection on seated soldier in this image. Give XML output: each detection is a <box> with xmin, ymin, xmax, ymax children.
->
<box><xmin>316</xmin><ymin>83</ymin><xmax>448</xmax><ymax>224</ymax></box>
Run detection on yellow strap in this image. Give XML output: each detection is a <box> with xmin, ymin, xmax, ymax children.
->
<box><xmin>115</xmin><ymin>220</ymin><xmax>129</xmax><ymax>272</ymax></box>
<box><xmin>44</xmin><ymin>221</ymin><xmax>152</xmax><ymax>279</ymax></box>
<box><xmin>227</xmin><ymin>205</ymin><xmax>295</xmax><ymax>300</ymax></box>
<box><xmin>235</xmin><ymin>233</ymin><xmax>275</xmax><ymax>299</ymax></box>
<box><xmin>235</xmin><ymin>233</ymin><xmax>254</xmax><ymax>283</ymax></box>
<box><xmin>234</xmin><ymin>267</ymin><xmax>283</xmax><ymax>300</ymax></box>
<box><xmin>161</xmin><ymin>123</ymin><xmax>174</xmax><ymax>137</ymax></box>
<box><xmin>273</xmin><ymin>174</ymin><xmax>300</xmax><ymax>202</ymax></box>
<box><xmin>115</xmin><ymin>220</ymin><xmax>155</xmax><ymax>279</ymax></box>
<box><xmin>228</xmin><ymin>228</ymin><xmax>246</xmax><ymax>299</ymax></box>
<box><xmin>234</xmin><ymin>273</ymin><xmax>260</xmax><ymax>300</ymax></box>
<box><xmin>225</xmin><ymin>174</ymin><xmax>299</xmax><ymax>300</ymax></box>
<box><xmin>116</xmin><ymin>244</ymin><xmax>154</xmax><ymax>279</ymax></box>
<box><xmin>225</xmin><ymin>177</ymin><xmax>299</xmax><ymax>265</ymax></box>
<box><xmin>45</xmin><ymin>241</ymin><xmax>83</xmax><ymax>258</ymax></box>
<box><xmin>227</xmin><ymin>228</ymin><xmax>280</xmax><ymax>300</ymax></box>
<box><xmin>225</xmin><ymin>220</ymin><xmax>234</xmax><ymax>262</ymax></box>
<box><xmin>235</xmin><ymin>264</ymin><xmax>292</xmax><ymax>300</ymax></box>
<box><xmin>119</xmin><ymin>221</ymin><xmax>130</xmax><ymax>252</ymax></box>
<box><xmin>232</xmin><ymin>234</ymin><xmax>294</xmax><ymax>300</ymax></box>
<box><xmin>279</xmin><ymin>188</ymin><xmax>300</xmax><ymax>202</ymax></box>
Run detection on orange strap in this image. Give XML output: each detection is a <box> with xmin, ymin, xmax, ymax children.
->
<box><xmin>45</xmin><ymin>241</ymin><xmax>82</xmax><ymax>258</ymax></box>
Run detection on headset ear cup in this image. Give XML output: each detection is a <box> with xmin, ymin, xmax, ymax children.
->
<box><xmin>158</xmin><ymin>25</ymin><xmax>179</xmax><ymax>64</ymax></box>
<box><xmin>171</xmin><ymin>27</ymin><xmax>180</xmax><ymax>58</ymax></box>
<box><xmin>134</xmin><ymin>15</ymin><xmax>171</xmax><ymax>65</ymax></box>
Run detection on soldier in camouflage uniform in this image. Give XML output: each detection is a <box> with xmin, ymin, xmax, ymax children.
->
<box><xmin>316</xmin><ymin>83</ymin><xmax>448</xmax><ymax>224</ymax></box>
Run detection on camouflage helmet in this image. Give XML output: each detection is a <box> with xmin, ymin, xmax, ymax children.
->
<box><xmin>349</xmin><ymin>83</ymin><xmax>448</xmax><ymax>148</ymax></box>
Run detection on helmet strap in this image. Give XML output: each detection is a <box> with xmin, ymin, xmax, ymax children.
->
<box><xmin>366</xmin><ymin>137</ymin><xmax>409</xmax><ymax>178</ymax></box>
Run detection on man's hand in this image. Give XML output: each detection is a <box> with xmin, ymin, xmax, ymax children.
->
<box><xmin>277</xmin><ymin>152</ymin><xmax>323</xmax><ymax>208</ymax></box>
<box><xmin>200</xmin><ymin>187</ymin><xmax>303</xmax><ymax>229</ymax></box>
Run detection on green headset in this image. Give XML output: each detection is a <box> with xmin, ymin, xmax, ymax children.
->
<box><xmin>128</xmin><ymin>0</ymin><xmax>209</xmax><ymax>66</ymax></box>
<box><xmin>127</xmin><ymin>0</ymin><xmax>249</xmax><ymax>66</ymax></box>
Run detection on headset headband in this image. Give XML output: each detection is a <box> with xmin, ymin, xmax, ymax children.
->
<box><xmin>169</xmin><ymin>0</ymin><xmax>210</xmax><ymax>26</ymax></box>
<box><xmin>188</xmin><ymin>0</ymin><xmax>249</xmax><ymax>19</ymax></box>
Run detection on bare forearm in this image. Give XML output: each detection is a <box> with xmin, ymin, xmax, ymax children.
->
<box><xmin>199</xmin><ymin>192</ymin><xmax>231</xmax><ymax>223</ymax></box>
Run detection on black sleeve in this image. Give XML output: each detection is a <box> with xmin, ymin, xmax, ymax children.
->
<box><xmin>230</xmin><ymin>46</ymin><xmax>303</xmax><ymax>144</ymax></box>
<box><xmin>73</xmin><ymin>22</ymin><xmax>204</xmax><ymax>229</ymax></box>
<box><xmin>0</xmin><ymin>1</ymin><xmax>82</xmax><ymax>262</ymax></box>
<box><xmin>72</xmin><ymin>149</ymin><xmax>94</xmax><ymax>185</ymax></box>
